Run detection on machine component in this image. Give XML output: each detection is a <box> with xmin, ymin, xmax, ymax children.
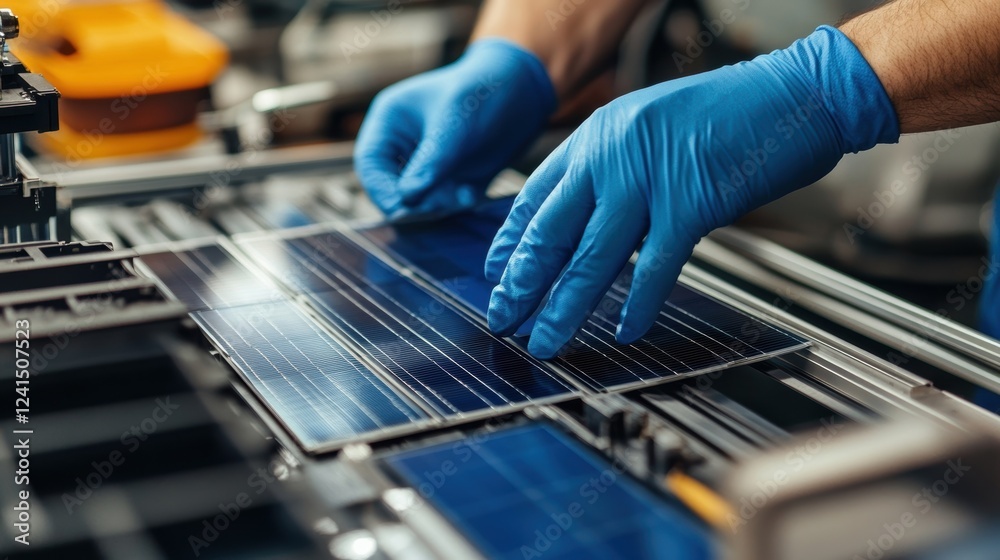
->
<box><xmin>0</xmin><ymin>239</ymin><xmax>180</xmax><ymax>339</ymax></box>
<box><xmin>0</xmin><ymin>239</ymin><xmax>111</xmax><ymax>262</ymax></box>
<box><xmin>724</xmin><ymin>420</ymin><xmax>1000</xmax><ymax>560</ymax></box>
<box><xmin>0</xmin><ymin>241</ymin><xmax>329</xmax><ymax>559</ymax></box>
<box><xmin>0</xmin><ymin>8</ymin><xmax>61</xmax><ymax>242</ymax></box>
<box><xmin>6</xmin><ymin>153</ymin><xmax>1000</xmax><ymax>559</ymax></box>
<box><xmin>6</xmin><ymin>0</ymin><xmax>227</xmax><ymax>159</ymax></box>
<box><xmin>384</xmin><ymin>423</ymin><xmax>713</xmax><ymax>560</ymax></box>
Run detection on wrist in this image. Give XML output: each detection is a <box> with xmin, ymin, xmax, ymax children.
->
<box><xmin>767</xmin><ymin>25</ymin><xmax>901</xmax><ymax>154</ymax></box>
<box><xmin>465</xmin><ymin>38</ymin><xmax>559</xmax><ymax>117</ymax></box>
<box><xmin>471</xmin><ymin>0</ymin><xmax>646</xmax><ymax>100</ymax></box>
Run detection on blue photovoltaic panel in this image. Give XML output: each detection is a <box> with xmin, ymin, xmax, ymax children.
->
<box><xmin>385</xmin><ymin>423</ymin><xmax>713</xmax><ymax>560</ymax></box>
<box><xmin>361</xmin><ymin>201</ymin><xmax>508</xmax><ymax>317</ymax></box>
<box><xmin>238</xmin><ymin>233</ymin><xmax>576</xmax><ymax>416</ymax></box>
<box><xmin>140</xmin><ymin>244</ymin><xmax>281</xmax><ymax>311</ymax></box>
<box><xmin>192</xmin><ymin>301</ymin><xmax>427</xmax><ymax>451</ymax></box>
<box><xmin>361</xmin><ymin>198</ymin><xmax>809</xmax><ymax>391</ymax></box>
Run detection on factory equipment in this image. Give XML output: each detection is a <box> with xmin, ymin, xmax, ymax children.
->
<box><xmin>5</xmin><ymin>0</ymin><xmax>228</xmax><ymax>159</ymax></box>
<box><xmin>0</xmin><ymin>8</ymin><xmax>61</xmax><ymax>243</ymax></box>
<box><xmin>2</xmin><ymin>3</ymin><xmax>1000</xmax><ymax>560</ymax></box>
<box><xmin>2</xmin><ymin>144</ymin><xmax>1000</xmax><ymax>558</ymax></box>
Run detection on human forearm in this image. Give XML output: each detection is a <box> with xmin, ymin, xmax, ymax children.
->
<box><xmin>472</xmin><ymin>0</ymin><xmax>647</xmax><ymax>100</ymax></box>
<box><xmin>841</xmin><ymin>0</ymin><xmax>1000</xmax><ymax>133</ymax></box>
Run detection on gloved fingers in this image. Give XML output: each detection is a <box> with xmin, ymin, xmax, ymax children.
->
<box><xmin>526</xmin><ymin>202</ymin><xmax>649</xmax><ymax>359</ymax></box>
<box><xmin>487</xmin><ymin>175</ymin><xmax>594</xmax><ymax>337</ymax></box>
<box><xmin>615</xmin><ymin>226</ymin><xmax>692</xmax><ymax>344</ymax></box>
<box><xmin>354</xmin><ymin>100</ymin><xmax>423</xmax><ymax>215</ymax></box>
<box><xmin>484</xmin><ymin>138</ymin><xmax>573</xmax><ymax>283</ymax></box>
<box><xmin>392</xmin><ymin>182</ymin><xmax>482</xmax><ymax>221</ymax></box>
<box><xmin>397</xmin><ymin>115</ymin><xmax>470</xmax><ymax>207</ymax></box>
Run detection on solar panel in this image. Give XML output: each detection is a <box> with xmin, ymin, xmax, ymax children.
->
<box><xmin>384</xmin><ymin>423</ymin><xmax>713</xmax><ymax>560</ymax></box>
<box><xmin>193</xmin><ymin>301</ymin><xmax>428</xmax><ymax>451</ymax></box>
<box><xmin>360</xmin><ymin>198</ymin><xmax>808</xmax><ymax>391</ymax></box>
<box><xmin>237</xmin><ymin>233</ymin><xmax>577</xmax><ymax>416</ymax></box>
<box><xmin>140</xmin><ymin>244</ymin><xmax>282</xmax><ymax>311</ymax></box>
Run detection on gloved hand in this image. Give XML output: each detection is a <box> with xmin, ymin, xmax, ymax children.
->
<box><xmin>354</xmin><ymin>39</ymin><xmax>557</xmax><ymax>218</ymax></box>
<box><xmin>485</xmin><ymin>26</ymin><xmax>900</xmax><ymax>358</ymax></box>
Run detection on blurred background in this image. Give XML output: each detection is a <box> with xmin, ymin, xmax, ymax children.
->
<box><xmin>11</xmin><ymin>0</ymin><xmax>1000</xmax><ymax>327</ymax></box>
<box><xmin>5</xmin><ymin>4</ymin><xmax>1000</xmax><ymax>560</ymax></box>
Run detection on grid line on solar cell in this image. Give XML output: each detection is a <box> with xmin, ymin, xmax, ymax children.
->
<box><xmin>192</xmin><ymin>301</ymin><xmax>427</xmax><ymax>451</ymax></box>
<box><xmin>237</xmin><ymin>233</ymin><xmax>576</xmax><ymax>416</ymax></box>
<box><xmin>307</xmin><ymin>286</ymin><xmax>509</xmax><ymax>415</ymax></box>
<box><xmin>358</xmin><ymin>198</ymin><xmax>808</xmax><ymax>391</ymax></box>
<box><xmin>385</xmin><ymin>424</ymin><xmax>712</xmax><ymax>560</ymax></box>
<box><xmin>140</xmin><ymin>244</ymin><xmax>281</xmax><ymax>311</ymax></box>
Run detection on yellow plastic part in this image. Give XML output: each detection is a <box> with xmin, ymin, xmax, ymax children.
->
<box><xmin>33</xmin><ymin>123</ymin><xmax>203</xmax><ymax>162</ymax></box>
<box><xmin>665</xmin><ymin>471</ymin><xmax>735</xmax><ymax>529</ymax></box>
<box><xmin>7</xmin><ymin>0</ymin><xmax>228</xmax><ymax>158</ymax></box>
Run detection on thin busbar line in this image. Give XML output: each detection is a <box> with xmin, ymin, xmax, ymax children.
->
<box><xmin>301</xmin><ymin>235</ymin><xmax>549</xmax><ymax>403</ymax></box>
<box><xmin>276</xmin><ymin>240</ymin><xmax>506</xmax><ymax>411</ymax></box>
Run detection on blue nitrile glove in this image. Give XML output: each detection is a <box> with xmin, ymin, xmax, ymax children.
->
<box><xmin>981</xmin><ymin>189</ymin><xmax>1000</xmax><ymax>338</ymax></box>
<box><xmin>354</xmin><ymin>39</ymin><xmax>557</xmax><ymax>219</ymax></box>
<box><xmin>485</xmin><ymin>26</ymin><xmax>900</xmax><ymax>358</ymax></box>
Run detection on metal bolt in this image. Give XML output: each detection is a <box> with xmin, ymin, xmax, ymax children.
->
<box><xmin>0</xmin><ymin>10</ymin><xmax>19</xmax><ymax>40</ymax></box>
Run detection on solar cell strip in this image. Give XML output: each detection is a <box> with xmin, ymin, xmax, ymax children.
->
<box><xmin>192</xmin><ymin>301</ymin><xmax>427</xmax><ymax>451</ymax></box>
<box><xmin>359</xmin><ymin>198</ymin><xmax>808</xmax><ymax>391</ymax></box>
<box><xmin>385</xmin><ymin>423</ymin><xmax>713</xmax><ymax>560</ymax></box>
<box><xmin>237</xmin><ymin>234</ymin><xmax>576</xmax><ymax>416</ymax></box>
<box><xmin>140</xmin><ymin>244</ymin><xmax>280</xmax><ymax>311</ymax></box>
<box><xmin>362</xmin><ymin>214</ymin><xmax>496</xmax><ymax>315</ymax></box>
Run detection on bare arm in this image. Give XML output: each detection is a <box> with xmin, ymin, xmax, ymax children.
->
<box><xmin>471</xmin><ymin>0</ymin><xmax>647</xmax><ymax>100</ymax></box>
<box><xmin>841</xmin><ymin>0</ymin><xmax>1000</xmax><ymax>133</ymax></box>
